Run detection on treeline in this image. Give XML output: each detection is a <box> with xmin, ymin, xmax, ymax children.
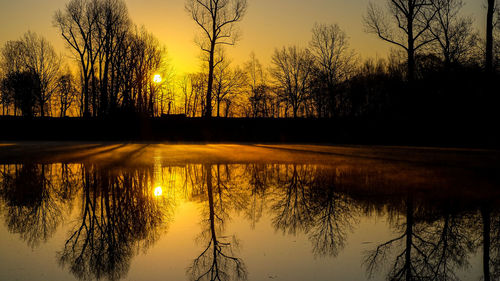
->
<box><xmin>0</xmin><ymin>0</ymin><xmax>169</xmax><ymax>118</ymax></box>
<box><xmin>0</xmin><ymin>0</ymin><xmax>499</xmax><ymax>121</ymax></box>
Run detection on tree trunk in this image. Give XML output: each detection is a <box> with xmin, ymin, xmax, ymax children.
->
<box><xmin>485</xmin><ymin>0</ymin><xmax>495</xmax><ymax>73</ymax></box>
<box><xmin>217</xmin><ymin>96</ymin><xmax>221</xmax><ymax>117</ymax></box>
<box><xmin>407</xmin><ymin>13</ymin><xmax>415</xmax><ymax>82</ymax></box>
<box><xmin>83</xmin><ymin>72</ymin><xmax>90</xmax><ymax>118</ymax></box>
<box><xmin>205</xmin><ymin>40</ymin><xmax>216</xmax><ymax>118</ymax></box>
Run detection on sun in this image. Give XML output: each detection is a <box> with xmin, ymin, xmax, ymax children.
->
<box><xmin>153</xmin><ymin>74</ymin><xmax>162</xmax><ymax>83</ymax></box>
<box><xmin>154</xmin><ymin>186</ymin><xmax>163</xmax><ymax>197</ymax></box>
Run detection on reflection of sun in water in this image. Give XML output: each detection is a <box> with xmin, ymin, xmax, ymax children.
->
<box><xmin>154</xmin><ymin>186</ymin><xmax>163</xmax><ymax>197</ymax></box>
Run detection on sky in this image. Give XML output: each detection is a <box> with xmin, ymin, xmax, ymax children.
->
<box><xmin>0</xmin><ymin>0</ymin><xmax>487</xmax><ymax>75</ymax></box>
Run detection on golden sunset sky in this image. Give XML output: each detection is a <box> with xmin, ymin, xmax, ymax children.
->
<box><xmin>0</xmin><ymin>0</ymin><xmax>487</xmax><ymax>75</ymax></box>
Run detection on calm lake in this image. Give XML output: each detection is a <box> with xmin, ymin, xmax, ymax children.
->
<box><xmin>0</xmin><ymin>143</ymin><xmax>499</xmax><ymax>281</ymax></box>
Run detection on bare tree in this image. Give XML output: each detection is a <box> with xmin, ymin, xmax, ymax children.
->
<box><xmin>1</xmin><ymin>71</ymin><xmax>40</xmax><ymax>117</ymax></box>
<box><xmin>188</xmin><ymin>164</ymin><xmax>247</xmax><ymax>281</ymax></box>
<box><xmin>20</xmin><ymin>32</ymin><xmax>61</xmax><ymax>117</ymax></box>
<box><xmin>486</xmin><ymin>0</ymin><xmax>497</xmax><ymax>73</ymax></box>
<box><xmin>0</xmin><ymin>32</ymin><xmax>60</xmax><ymax>117</ymax></box>
<box><xmin>185</xmin><ymin>0</ymin><xmax>247</xmax><ymax>117</ymax></box>
<box><xmin>0</xmin><ymin>41</ymin><xmax>25</xmax><ymax>74</ymax></box>
<box><xmin>310</xmin><ymin>23</ymin><xmax>356</xmax><ymax>87</ymax></box>
<box><xmin>0</xmin><ymin>41</ymin><xmax>24</xmax><ymax>115</ymax></box>
<box><xmin>179</xmin><ymin>74</ymin><xmax>194</xmax><ymax>116</ymax></box>
<box><xmin>94</xmin><ymin>0</ymin><xmax>130</xmax><ymax>116</ymax></box>
<box><xmin>179</xmin><ymin>72</ymin><xmax>208</xmax><ymax>117</ymax></box>
<box><xmin>213</xmin><ymin>54</ymin><xmax>246</xmax><ymax>117</ymax></box>
<box><xmin>130</xmin><ymin>27</ymin><xmax>166</xmax><ymax>115</ymax></box>
<box><xmin>56</xmin><ymin>72</ymin><xmax>78</xmax><ymax>117</ymax></box>
<box><xmin>54</xmin><ymin>0</ymin><xmax>102</xmax><ymax>117</ymax></box>
<box><xmin>244</xmin><ymin>53</ymin><xmax>276</xmax><ymax>117</ymax></box>
<box><xmin>309</xmin><ymin>23</ymin><xmax>357</xmax><ymax>117</ymax></box>
<box><xmin>428</xmin><ymin>0</ymin><xmax>478</xmax><ymax>67</ymax></box>
<box><xmin>270</xmin><ymin>46</ymin><xmax>315</xmax><ymax>118</ymax></box>
<box><xmin>364</xmin><ymin>0</ymin><xmax>438</xmax><ymax>80</ymax></box>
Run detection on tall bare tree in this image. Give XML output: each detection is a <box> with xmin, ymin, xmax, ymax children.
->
<box><xmin>309</xmin><ymin>23</ymin><xmax>356</xmax><ymax>117</ymax></box>
<box><xmin>428</xmin><ymin>0</ymin><xmax>477</xmax><ymax>67</ymax></box>
<box><xmin>0</xmin><ymin>32</ymin><xmax>61</xmax><ymax>116</ymax></box>
<box><xmin>213</xmin><ymin>54</ymin><xmax>246</xmax><ymax>117</ymax></box>
<box><xmin>485</xmin><ymin>0</ymin><xmax>497</xmax><ymax>73</ymax></box>
<box><xmin>185</xmin><ymin>0</ymin><xmax>247</xmax><ymax>117</ymax></box>
<box><xmin>244</xmin><ymin>53</ymin><xmax>274</xmax><ymax>118</ymax></box>
<box><xmin>95</xmin><ymin>0</ymin><xmax>130</xmax><ymax>116</ymax></box>
<box><xmin>364</xmin><ymin>0</ymin><xmax>438</xmax><ymax>80</ymax></box>
<box><xmin>20</xmin><ymin>32</ymin><xmax>61</xmax><ymax>116</ymax></box>
<box><xmin>0</xmin><ymin>41</ymin><xmax>24</xmax><ymax>115</ymax></box>
<box><xmin>56</xmin><ymin>72</ymin><xmax>78</xmax><ymax>117</ymax></box>
<box><xmin>270</xmin><ymin>46</ymin><xmax>315</xmax><ymax>118</ymax></box>
<box><xmin>54</xmin><ymin>0</ymin><xmax>102</xmax><ymax>117</ymax></box>
<box><xmin>179</xmin><ymin>72</ymin><xmax>208</xmax><ymax>117</ymax></box>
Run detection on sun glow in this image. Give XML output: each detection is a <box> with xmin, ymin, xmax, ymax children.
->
<box><xmin>153</xmin><ymin>74</ymin><xmax>162</xmax><ymax>83</ymax></box>
<box><xmin>154</xmin><ymin>186</ymin><xmax>163</xmax><ymax>197</ymax></box>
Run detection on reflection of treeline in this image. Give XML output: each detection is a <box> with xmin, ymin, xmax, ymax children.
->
<box><xmin>1</xmin><ymin>162</ymin><xmax>500</xmax><ymax>280</ymax></box>
<box><xmin>0</xmin><ymin>163</ymin><xmax>78</xmax><ymax>247</ymax></box>
<box><xmin>0</xmin><ymin>0</ymin><xmax>499</xmax><ymax>122</ymax></box>
<box><xmin>185</xmin><ymin>163</ymin><xmax>500</xmax><ymax>281</ymax></box>
<box><xmin>0</xmin><ymin>163</ymin><xmax>173</xmax><ymax>281</ymax></box>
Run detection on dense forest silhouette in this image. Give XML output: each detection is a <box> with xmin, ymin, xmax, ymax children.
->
<box><xmin>0</xmin><ymin>0</ymin><xmax>499</xmax><ymax>143</ymax></box>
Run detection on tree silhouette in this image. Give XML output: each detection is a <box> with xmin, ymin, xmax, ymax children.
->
<box><xmin>270</xmin><ymin>46</ymin><xmax>315</xmax><ymax>118</ymax></box>
<box><xmin>188</xmin><ymin>164</ymin><xmax>247</xmax><ymax>281</ymax></box>
<box><xmin>185</xmin><ymin>0</ymin><xmax>248</xmax><ymax>117</ymax></box>
<box><xmin>54</xmin><ymin>0</ymin><xmax>168</xmax><ymax>117</ymax></box>
<box><xmin>243</xmin><ymin>53</ymin><xmax>276</xmax><ymax>118</ymax></box>
<box><xmin>428</xmin><ymin>0</ymin><xmax>478</xmax><ymax>67</ymax></box>
<box><xmin>270</xmin><ymin>165</ymin><xmax>357</xmax><ymax>258</ymax></box>
<box><xmin>0</xmin><ymin>164</ymin><xmax>78</xmax><ymax>248</ymax></box>
<box><xmin>19</xmin><ymin>31</ymin><xmax>61</xmax><ymax>117</ymax></box>
<box><xmin>364</xmin><ymin>0</ymin><xmax>437</xmax><ymax>80</ymax></box>
<box><xmin>485</xmin><ymin>0</ymin><xmax>497</xmax><ymax>73</ymax></box>
<box><xmin>479</xmin><ymin>203</ymin><xmax>500</xmax><ymax>281</ymax></box>
<box><xmin>213</xmin><ymin>52</ymin><xmax>247</xmax><ymax>117</ymax></box>
<box><xmin>363</xmin><ymin>195</ymin><xmax>479</xmax><ymax>281</ymax></box>
<box><xmin>364</xmin><ymin>196</ymin><xmax>435</xmax><ymax>280</ymax></box>
<box><xmin>1</xmin><ymin>71</ymin><xmax>40</xmax><ymax>117</ymax></box>
<box><xmin>54</xmin><ymin>0</ymin><xmax>99</xmax><ymax>117</ymax></box>
<box><xmin>0</xmin><ymin>31</ymin><xmax>60</xmax><ymax>117</ymax></box>
<box><xmin>58</xmin><ymin>165</ymin><xmax>172</xmax><ymax>281</ymax></box>
<box><xmin>309</xmin><ymin>23</ymin><xmax>357</xmax><ymax>118</ymax></box>
<box><xmin>56</xmin><ymin>71</ymin><xmax>79</xmax><ymax>117</ymax></box>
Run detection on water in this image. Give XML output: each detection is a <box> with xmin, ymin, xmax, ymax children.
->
<box><xmin>0</xmin><ymin>143</ymin><xmax>499</xmax><ymax>281</ymax></box>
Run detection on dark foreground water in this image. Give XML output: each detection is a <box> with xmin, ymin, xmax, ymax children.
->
<box><xmin>0</xmin><ymin>143</ymin><xmax>499</xmax><ymax>281</ymax></box>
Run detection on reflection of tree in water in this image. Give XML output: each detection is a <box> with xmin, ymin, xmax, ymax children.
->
<box><xmin>188</xmin><ymin>164</ymin><xmax>247</xmax><ymax>281</ymax></box>
<box><xmin>363</xmin><ymin>195</ymin><xmax>478</xmax><ymax>281</ymax></box>
<box><xmin>427</xmin><ymin>208</ymin><xmax>476</xmax><ymax>281</ymax></box>
<box><xmin>243</xmin><ymin>164</ymin><xmax>274</xmax><ymax>228</ymax></box>
<box><xmin>271</xmin><ymin>164</ymin><xmax>315</xmax><ymax>234</ymax></box>
<box><xmin>58</xmin><ymin>165</ymin><xmax>173</xmax><ymax>281</ymax></box>
<box><xmin>1</xmin><ymin>161</ymin><xmax>499</xmax><ymax>281</ymax></box>
<box><xmin>307</xmin><ymin>168</ymin><xmax>357</xmax><ymax>257</ymax></box>
<box><xmin>480</xmin><ymin>203</ymin><xmax>500</xmax><ymax>281</ymax></box>
<box><xmin>0</xmin><ymin>163</ymin><xmax>78</xmax><ymax>248</ymax></box>
<box><xmin>270</xmin><ymin>164</ymin><xmax>357</xmax><ymax>257</ymax></box>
